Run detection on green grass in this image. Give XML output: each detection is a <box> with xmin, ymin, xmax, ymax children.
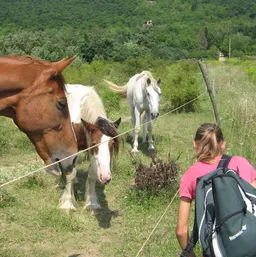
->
<box><xmin>1</xmin><ymin>62</ymin><xmax>256</xmax><ymax>257</ymax></box>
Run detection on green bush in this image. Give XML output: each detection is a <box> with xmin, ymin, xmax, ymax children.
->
<box><xmin>99</xmin><ymin>89</ymin><xmax>121</xmax><ymax>116</ymax></box>
<box><xmin>162</xmin><ymin>61</ymin><xmax>202</xmax><ymax>112</ymax></box>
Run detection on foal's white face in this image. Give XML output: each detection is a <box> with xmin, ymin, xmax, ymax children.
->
<box><xmin>146</xmin><ymin>84</ymin><xmax>161</xmax><ymax>119</ymax></box>
<box><xmin>90</xmin><ymin>133</ymin><xmax>113</xmax><ymax>185</ymax></box>
<box><xmin>82</xmin><ymin>117</ymin><xmax>120</xmax><ymax>185</ymax></box>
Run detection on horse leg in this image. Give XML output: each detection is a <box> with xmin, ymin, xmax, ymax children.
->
<box><xmin>59</xmin><ymin>168</ymin><xmax>77</xmax><ymax>210</ymax></box>
<box><xmin>147</xmin><ymin>118</ymin><xmax>154</xmax><ymax>151</ymax></box>
<box><xmin>142</xmin><ymin>112</ymin><xmax>148</xmax><ymax>143</ymax></box>
<box><xmin>84</xmin><ymin>167</ymin><xmax>102</xmax><ymax>211</ymax></box>
<box><xmin>132</xmin><ymin>108</ymin><xmax>140</xmax><ymax>153</ymax></box>
<box><xmin>130</xmin><ymin>106</ymin><xmax>135</xmax><ymax>142</ymax></box>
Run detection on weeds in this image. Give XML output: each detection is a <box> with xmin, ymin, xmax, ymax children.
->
<box><xmin>0</xmin><ymin>190</ymin><xmax>16</xmax><ymax>208</ymax></box>
<box><xmin>132</xmin><ymin>154</ymin><xmax>180</xmax><ymax>195</ymax></box>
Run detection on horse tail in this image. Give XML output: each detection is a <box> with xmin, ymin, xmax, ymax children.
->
<box><xmin>103</xmin><ymin>79</ymin><xmax>127</xmax><ymax>97</ymax></box>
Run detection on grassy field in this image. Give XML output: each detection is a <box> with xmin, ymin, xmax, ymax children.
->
<box><xmin>1</xmin><ymin>61</ymin><xmax>256</xmax><ymax>257</ymax></box>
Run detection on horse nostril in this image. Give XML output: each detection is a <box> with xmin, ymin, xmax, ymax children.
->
<box><xmin>105</xmin><ymin>178</ymin><xmax>111</xmax><ymax>185</ymax></box>
<box><xmin>72</xmin><ymin>156</ymin><xmax>78</xmax><ymax>167</ymax></box>
<box><xmin>151</xmin><ymin>113</ymin><xmax>159</xmax><ymax>119</ymax></box>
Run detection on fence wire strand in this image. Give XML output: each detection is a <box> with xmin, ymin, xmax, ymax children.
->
<box><xmin>135</xmin><ymin>189</ymin><xmax>180</xmax><ymax>257</ymax></box>
<box><xmin>0</xmin><ymin>91</ymin><xmax>206</xmax><ymax>188</ymax></box>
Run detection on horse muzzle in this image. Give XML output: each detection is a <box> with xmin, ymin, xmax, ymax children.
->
<box><xmin>99</xmin><ymin>174</ymin><xmax>112</xmax><ymax>185</ymax></box>
<box><xmin>151</xmin><ymin>112</ymin><xmax>159</xmax><ymax>119</ymax></box>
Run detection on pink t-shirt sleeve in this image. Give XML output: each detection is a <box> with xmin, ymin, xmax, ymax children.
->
<box><xmin>179</xmin><ymin>163</ymin><xmax>209</xmax><ymax>200</ymax></box>
<box><xmin>179</xmin><ymin>173</ymin><xmax>194</xmax><ymax>199</ymax></box>
<box><xmin>179</xmin><ymin>156</ymin><xmax>256</xmax><ymax>200</ymax></box>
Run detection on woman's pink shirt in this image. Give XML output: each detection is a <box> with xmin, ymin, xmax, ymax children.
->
<box><xmin>179</xmin><ymin>156</ymin><xmax>256</xmax><ymax>200</ymax></box>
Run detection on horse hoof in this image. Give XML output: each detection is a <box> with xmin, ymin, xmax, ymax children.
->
<box><xmin>131</xmin><ymin>149</ymin><xmax>139</xmax><ymax>153</ymax></box>
<box><xmin>90</xmin><ymin>209</ymin><xmax>100</xmax><ymax>215</ymax></box>
<box><xmin>59</xmin><ymin>203</ymin><xmax>76</xmax><ymax>211</ymax></box>
<box><xmin>84</xmin><ymin>203</ymin><xmax>102</xmax><ymax>212</ymax></box>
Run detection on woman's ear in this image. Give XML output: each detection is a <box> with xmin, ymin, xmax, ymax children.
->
<box><xmin>193</xmin><ymin>140</ymin><xmax>198</xmax><ymax>149</ymax></box>
<box><xmin>220</xmin><ymin>141</ymin><xmax>226</xmax><ymax>150</ymax></box>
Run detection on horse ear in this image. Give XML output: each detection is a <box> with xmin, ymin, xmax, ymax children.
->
<box><xmin>51</xmin><ymin>56</ymin><xmax>77</xmax><ymax>74</ymax></box>
<box><xmin>157</xmin><ymin>78</ymin><xmax>161</xmax><ymax>86</ymax></box>
<box><xmin>81</xmin><ymin>118</ymin><xmax>98</xmax><ymax>133</ymax></box>
<box><xmin>113</xmin><ymin>117</ymin><xmax>121</xmax><ymax>128</ymax></box>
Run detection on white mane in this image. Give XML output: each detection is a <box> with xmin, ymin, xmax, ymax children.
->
<box><xmin>65</xmin><ymin>84</ymin><xmax>106</xmax><ymax>124</ymax></box>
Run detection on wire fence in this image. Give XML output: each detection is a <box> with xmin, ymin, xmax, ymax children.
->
<box><xmin>0</xmin><ymin>91</ymin><xmax>209</xmax><ymax>257</ymax></box>
<box><xmin>0</xmin><ymin>91</ymin><xmax>206</xmax><ymax>188</ymax></box>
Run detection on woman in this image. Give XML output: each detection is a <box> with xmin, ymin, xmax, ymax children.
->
<box><xmin>176</xmin><ymin>123</ymin><xmax>256</xmax><ymax>257</ymax></box>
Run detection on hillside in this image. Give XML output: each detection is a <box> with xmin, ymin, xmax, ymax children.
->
<box><xmin>0</xmin><ymin>0</ymin><xmax>256</xmax><ymax>61</ymax></box>
<box><xmin>1</xmin><ymin>0</ymin><xmax>255</xmax><ymax>30</ymax></box>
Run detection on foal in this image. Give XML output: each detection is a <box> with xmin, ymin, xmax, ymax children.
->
<box><xmin>66</xmin><ymin>84</ymin><xmax>121</xmax><ymax>211</ymax></box>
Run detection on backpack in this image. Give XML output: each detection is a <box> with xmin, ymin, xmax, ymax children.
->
<box><xmin>181</xmin><ymin>155</ymin><xmax>256</xmax><ymax>257</ymax></box>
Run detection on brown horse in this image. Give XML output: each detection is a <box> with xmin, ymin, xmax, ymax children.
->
<box><xmin>0</xmin><ymin>55</ymin><xmax>78</xmax><ymax>210</ymax></box>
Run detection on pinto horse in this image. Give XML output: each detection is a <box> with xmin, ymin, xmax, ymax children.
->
<box><xmin>104</xmin><ymin>71</ymin><xmax>161</xmax><ymax>152</ymax></box>
<box><xmin>0</xmin><ymin>55</ymin><xmax>78</xmax><ymax>210</ymax></box>
<box><xmin>65</xmin><ymin>84</ymin><xmax>121</xmax><ymax>211</ymax></box>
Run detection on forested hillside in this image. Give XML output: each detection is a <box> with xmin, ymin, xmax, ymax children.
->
<box><xmin>0</xmin><ymin>0</ymin><xmax>256</xmax><ymax>61</ymax></box>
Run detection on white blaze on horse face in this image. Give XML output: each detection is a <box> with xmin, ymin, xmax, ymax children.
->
<box><xmin>92</xmin><ymin>134</ymin><xmax>112</xmax><ymax>185</ymax></box>
<box><xmin>146</xmin><ymin>86</ymin><xmax>161</xmax><ymax>119</ymax></box>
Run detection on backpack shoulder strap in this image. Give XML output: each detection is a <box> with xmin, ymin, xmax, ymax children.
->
<box><xmin>217</xmin><ymin>155</ymin><xmax>232</xmax><ymax>169</ymax></box>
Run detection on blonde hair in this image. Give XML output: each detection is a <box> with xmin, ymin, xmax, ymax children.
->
<box><xmin>194</xmin><ymin>123</ymin><xmax>225</xmax><ymax>163</ymax></box>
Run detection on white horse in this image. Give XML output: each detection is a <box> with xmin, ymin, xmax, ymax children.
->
<box><xmin>65</xmin><ymin>84</ymin><xmax>121</xmax><ymax>211</ymax></box>
<box><xmin>104</xmin><ymin>71</ymin><xmax>161</xmax><ymax>152</ymax></box>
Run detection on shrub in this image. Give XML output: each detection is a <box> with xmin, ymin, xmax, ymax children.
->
<box><xmin>133</xmin><ymin>154</ymin><xmax>180</xmax><ymax>196</ymax></box>
<box><xmin>100</xmin><ymin>89</ymin><xmax>120</xmax><ymax>116</ymax></box>
<box><xmin>162</xmin><ymin>61</ymin><xmax>202</xmax><ymax>112</ymax></box>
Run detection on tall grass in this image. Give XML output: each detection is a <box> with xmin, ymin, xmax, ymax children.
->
<box><xmin>206</xmin><ymin>62</ymin><xmax>256</xmax><ymax>165</ymax></box>
<box><xmin>0</xmin><ymin>61</ymin><xmax>256</xmax><ymax>257</ymax></box>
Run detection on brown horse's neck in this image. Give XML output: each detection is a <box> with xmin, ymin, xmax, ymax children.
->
<box><xmin>0</xmin><ymin>55</ymin><xmax>58</xmax><ymax>92</ymax></box>
<box><xmin>0</xmin><ymin>67</ymin><xmax>45</xmax><ymax>92</ymax></box>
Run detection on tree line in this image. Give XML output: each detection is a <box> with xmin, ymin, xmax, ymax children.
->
<box><xmin>0</xmin><ymin>0</ymin><xmax>255</xmax><ymax>61</ymax></box>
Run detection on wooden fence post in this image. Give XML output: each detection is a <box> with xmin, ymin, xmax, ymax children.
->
<box><xmin>198</xmin><ymin>61</ymin><xmax>220</xmax><ymax>125</ymax></box>
<box><xmin>212</xmin><ymin>80</ymin><xmax>216</xmax><ymax>98</ymax></box>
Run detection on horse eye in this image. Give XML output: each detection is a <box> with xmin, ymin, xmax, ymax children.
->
<box><xmin>56</xmin><ymin>99</ymin><xmax>67</xmax><ymax>110</ymax></box>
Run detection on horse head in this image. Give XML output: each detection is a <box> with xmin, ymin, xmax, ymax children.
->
<box><xmin>81</xmin><ymin>117</ymin><xmax>121</xmax><ymax>185</ymax></box>
<box><xmin>145</xmin><ymin>76</ymin><xmax>161</xmax><ymax>119</ymax></box>
<box><xmin>0</xmin><ymin>56</ymin><xmax>78</xmax><ymax>176</ymax></box>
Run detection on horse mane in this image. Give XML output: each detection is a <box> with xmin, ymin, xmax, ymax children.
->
<box><xmin>80</xmin><ymin>87</ymin><xmax>107</xmax><ymax>124</ymax></box>
<box><xmin>136</xmin><ymin>70</ymin><xmax>154</xmax><ymax>81</ymax></box>
<box><xmin>136</xmin><ymin>70</ymin><xmax>160</xmax><ymax>94</ymax></box>
<box><xmin>0</xmin><ymin>55</ymin><xmax>51</xmax><ymax>66</ymax></box>
<box><xmin>79</xmin><ymin>87</ymin><xmax>120</xmax><ymax>155</ymax></box>
<box><xmin>95</xmin><ymin>117</ymin><xmax>120</xmax><ymax>155</ymax></box>
<box><xmin>51</xmin><ymin>73</ymin><xmax>66</xmax><ymax>92</ymax></box>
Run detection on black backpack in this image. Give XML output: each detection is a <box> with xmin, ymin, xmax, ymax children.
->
<box><xmin>181</xmin><ymin>155</ymin><xmax>256</xmax><ymax>257</ymax></box>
